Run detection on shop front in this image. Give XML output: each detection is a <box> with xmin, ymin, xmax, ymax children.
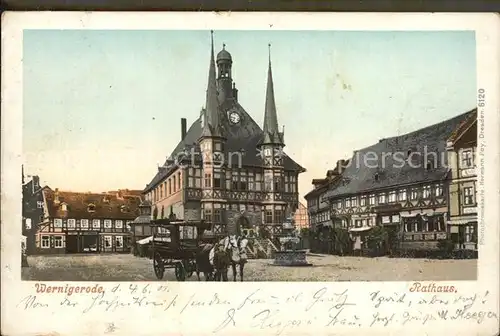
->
<box><xmin>400</xmin><ymin>210</ymin><xmax>447</xmax><ymax>251</ymax></box>
<box><xmin>447</xmin><ymin>215</ymin><xmax>478</xmax><ymax>252</ymax></box>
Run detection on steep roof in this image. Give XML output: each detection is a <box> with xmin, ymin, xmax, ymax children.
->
<box><xmin>304</xmin><ymin>174</ymin><xmax>342</xmax><ymax>199</ymax></box>
<box><xmin>43</xmin><ymin>189</ymin><xmax>141</xmax><ymax>220</ymax></box>
<box><xmin>144</xmin><ymin>100</ymin><xmax>305</xmax><ymax>193</ymax></box>
<box><xmin>447</xmin><ymin>109</ymin><xmax>478</xmax><ymax>145</ymax></box>
<box><xmin>325</xmin><ymin>108</ymin><xmax>476</xmax><ymax>199</ymax></box>
<box><xmin>258</xmin><ymin>45</ymin><xmax>284</xmax><ymax>147</ymax></box>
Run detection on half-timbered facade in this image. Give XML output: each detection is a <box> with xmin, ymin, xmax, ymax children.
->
<box><xmin>22</xmin><ymin>170</ymin><xmax>48</xmax><ymax>255</ymax></box>
<box><xmin>143</xmin><ymin>32</ymin><xmax>305</xmax><ymax>239</ymax></box>
<box><xmin>325</xmin><ymin>109</ymin><xmax>476</xmax><ymax>252</ymax></box>
<box><xmin>36</xmin><ymin>189</ymin><xmax>141</xmax><ymax>254</ymax></box>
<box><xmin>304</xmin><ymin>162</ymin><xmax>346</xmax><ymax>231</ymax></box>
<box><xmin>446</xmin><ymin>110</ymin><xmax>478</xmax><ymax>252</ymax></box>
<box><xmin>293</xmin><ymin>202</ymin><xmax>310</xmax><ymax>231</ymax></box>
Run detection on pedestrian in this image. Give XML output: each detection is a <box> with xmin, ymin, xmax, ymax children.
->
<box><xmin>213</xmin><ymin>243</ymin><xmax>230</xmax><ymax>281</ymax></box>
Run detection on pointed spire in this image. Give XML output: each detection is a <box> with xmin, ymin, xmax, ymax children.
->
<box><xmin>261</xmin><ymin>43</ymin><xmax>283</xmax><ymax>146</ymax></box>
<box><xmin>200</xmin><ymin>30</ymin><xmax>224</xmax><ymax>139</ymax></box>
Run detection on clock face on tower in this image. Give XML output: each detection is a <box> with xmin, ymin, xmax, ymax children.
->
<box><xmin>228</xmin><ymin>111</ymin><xmax>241</xmax><ymax>125</ymax></box>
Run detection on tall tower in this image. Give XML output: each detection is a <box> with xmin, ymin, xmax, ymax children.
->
<box><xmin>198</xmin><ymin>31</ymin><xmax>228</xmax><ymax>236</ymax></box>
<box><xmin>216</xmin><ymin>44</ymin><xmax>235</xmax><ymax>104</ymax></box>
<box><xmin>257</xmin><ymin>44</ymin><xmax>287</xmax><ymax>236</ymax></box>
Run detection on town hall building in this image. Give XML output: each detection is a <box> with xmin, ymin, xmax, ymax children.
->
<box><xmin>143</xmin><ymin>32</ymin><xmax>305</xmax><ymax>239</ymax></box>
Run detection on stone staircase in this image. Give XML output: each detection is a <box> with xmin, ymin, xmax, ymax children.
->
<box><xmin>245</xmin><ymin>238</ymin><xmax>279</xmax><ymax>259</ymax></box>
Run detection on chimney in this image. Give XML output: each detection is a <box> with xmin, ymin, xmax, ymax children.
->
<box><xmin>181</xmin><ymin>118</ymin><xmax>187</xmax><ymax>140</ymax></box>
<box><xmin>54</xmin><ymin>188</ymin><xmax>60</xmax><ymax>204</ymax></box>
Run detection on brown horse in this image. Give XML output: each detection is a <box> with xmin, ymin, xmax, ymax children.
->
<box><xmin>195</xmin><ymin>243</ymin><xmax>215</xmax><ymax>281</ymax></box>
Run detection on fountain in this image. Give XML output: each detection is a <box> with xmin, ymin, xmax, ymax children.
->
<box><xmin>272</xmin><ymin>213</ymin><xmax>312</xmax><ymax>267</ymax></box>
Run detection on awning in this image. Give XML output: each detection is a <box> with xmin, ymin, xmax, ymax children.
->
<box><xmin>137</xmin><ymin>236</ymin><xmax>153</xmax><ymax>245</ymax></box>
<box><xmin>400</xmin><ymin>211</ymin><xmax>446</xmax><ymax>218</ymax></box>
<box><xmin>137</xmin><ymin>236</ymin><xmax>172</xmax><ymax>245</ymax></box>
<box><xmin>447</xmin><ymin>217</ymin><xmax>477</xmax><ymax>225</ymax></box>
<box><xmin>349</xmin><ymin>226</ymin><xmax>373</xmax><ymax>232</ymax></box>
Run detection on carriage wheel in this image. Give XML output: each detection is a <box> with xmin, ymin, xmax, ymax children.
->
<box><xmin>174</xmin><ymin>262</ymin><xmax>186</xmax><ymax>281</ymax></box>
<box><xmin>153</xmin><ymin>253</ymin><xmax>165</xmax><ymax>280</ymax></box>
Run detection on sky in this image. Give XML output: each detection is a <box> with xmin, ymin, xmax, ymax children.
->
<box><xmin>23</xmin><ymin>30</ymin><xmax>477</xmax><ymax>203</ymax></box>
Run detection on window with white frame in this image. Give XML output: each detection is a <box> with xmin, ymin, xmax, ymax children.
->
<box><xmin>115</xmin><ymin>220</ymin><xmax>123</xmax><ymax>229</ymax></box>
<box><xmin>81</xmin><ymin>219</ymin><xmax>89</xmax><ymax>229</ymax></box>
<box><xmin>422</xmin><ymin>186</ymin><xmax>431</xmax><ymax>198</ymax></box>
<box><xmin>92</xmin><ymin>219</ymin><xmax>101</xmax><ymax>229</ymax></box>
<box><xmin>434</xmin><ymin>184</ymin><xmax>443</xmax><ymax>197</ymax></box>
<box><xmin>351</xmin><ymin>197</ymin><xmax>357</xmax><ymax>207</ymax></box>
<box><xmin>410</xmin><ymin>188</ymin><xmax>418</xmax><ymax>200</ymax></box>
<box><xmin>465</xmin><ymin>224</ymin><xmax>476</xmax><ymax>243</ymax></box>
<box><xmin>398</xmin><ymin>190</ymin><xmax>407</xmax><ymax>201</ymax></box>
<box><xmin>461</xmin><ymin>150</ymin><xmax>473</xmax><ymax>168</ymax></box>
<box><xmin>104</xmin><ymin>236</ymin><xmax>112</xmax><ymax>248</ymax></box>
<box><xmin>54</xmin><ymin>218</ymin><xmax>63</xmax><ymax>228</ymax></box>
<box><xmin>345</xmin><ymin>198</ymin><xmax>351</xmax><ymax>208</ymax></box>
<box><xmin>381</xmin><ymin>216</ymin><xmax>391</xmax><ymax>224</ymax></box>
<box><xmin>369</xmin><ymin>194</ymin><xmax>375</xmax><ymax>205</ymax></box>
<box><xmin>388</xmin><ymin>191</ymin><xmax>396</xmax><ymax>203</ymax></box>
<box><xmin>360</xmin><ymin>196</ymin><xmax>366</xmax><ymax>206</ymax></box>
<box><xmin>104</xmin><ymin>219</ymin><xmax>112</xmax><ymax>229</ymax></box>
<box><xmin>67</xmin><ymin>219</ymin><xmax>76</xmax><ymax>230</ymax></box>
<box><xmin>392</xmin><ymin>215</ymin><xmax>400</xmax><ymax>223</ymax></box>
<box><xmin>41</xmin><ymin>235</ymin><xmax>50</xmax><ymax>248</ymax></box>
<box><xmin>37</xmin><ymin>201</ymin><xmax>44</xmax><ymax>208</ymax></box>
<box><xmin>54</xmin><ymin>236</ymin><xmax>63</xmax><ymax>248</ymax></box>
<box><xmin>463</xmin><ymin>187</ymin><xmax>474</xmax><ymax>205</ymax></box>
<box><xmin>25</xmin><ymin>218</ymin><xmax>32</xmax><ymax>230</ymax></box>
<box><xmin>115</xmin><ymin>236</ymin><xmax>123</xmax><ymax>248</ymax></box>
<box><xmin>336</xmin><ymin>200</ymin><xmax>341</xmax><ymax>209</ymax></box>
<box><xmin>378</xmin><ymin>193</ymin><xmax>386</xmax><ymax>204</ymax></box>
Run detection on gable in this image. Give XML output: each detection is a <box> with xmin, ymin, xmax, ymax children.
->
<box><xmin>144</xmin><ymin>100</ymin><xmax>304</xmax><ymax>193</ymax></box>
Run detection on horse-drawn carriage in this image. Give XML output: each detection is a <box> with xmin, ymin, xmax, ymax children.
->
<box><xmin>150</xmin><ymin>217</ymin><xmax>212</xmax><ymax>281</ymax></box>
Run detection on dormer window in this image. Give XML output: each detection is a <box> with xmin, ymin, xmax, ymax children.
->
<box><xmin>374</xmin><ymin>173</ymin><xmax>380</xmax><ymax>181</ymax></box>
<box><xmin>120</xmin><ymin>205</ymin><xmax>128</xmax><ymax>213</ymax></box>
<box><xmin>87</xmin><ymin>203</ymin><xmax>96</xmax><ymax>212</ymax></box>
<box><xmin>61</xmin><ymin>203</ymin><xmax>68</xmax><ymax>211</ymax></box>
<box><xmin>426</xmin><ymin>160</ymin><xmax>434</xmax><ymax>170</ymax></box>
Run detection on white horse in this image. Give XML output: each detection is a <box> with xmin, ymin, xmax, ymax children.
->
<box><xmin>228</xmin><ymin>235</ymin><xmax>249</xmax><ymax>282</ymax></box>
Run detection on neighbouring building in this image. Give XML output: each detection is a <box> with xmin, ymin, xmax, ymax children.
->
<box><xmin>143</xmin><ymin>32</ymin><xmax>305</xmax><ymax>241</ymax></box>
<box><xmin>130</xmin><ymin>199</ymin><xmax>153</xmax><ymax>247</ymax></box>
<box><xmin>325</xmin><ymin>109</ymin><xmax>476</xmax><ymax>253</ymax></box>
<box><xmin>22</xmin><ymin>168</ymin><xmax>49</xmax><ymax>255</ymax></box>
<box><xmin>304</xmin><ymin>161</ymin><xmax>347</xmax><ymax>232</ymax></box>
<box><xmin>36</xmin><ymin>189</ymin><xmax>142</xmax><ymax>254</ymax></box>
<box><xmin>293</xmin><ymin>202</ymin><xmax>310</xmax><ymax>231</ymax></box>
<box><xmin>446</xmin><ymin>110</ymin><xmax>478</xmax><ymax>252</ymax></box>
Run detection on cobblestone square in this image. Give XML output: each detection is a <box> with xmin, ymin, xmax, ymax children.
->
<box><xmin>22</xmin><ymin>253</ymin><xmax>477</xmax><ymax>282</ymax></box>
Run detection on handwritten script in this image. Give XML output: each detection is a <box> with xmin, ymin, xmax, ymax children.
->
<box><xmin>14</xmin><ymin>283</ymin><xmax>498</xmax><ymax>335</ymax></box>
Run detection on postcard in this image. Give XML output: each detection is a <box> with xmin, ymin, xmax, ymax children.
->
<box><xmin>1</xmin><ymin>11</ymin><xmax>499</xmax><ymax>336</ymax></box>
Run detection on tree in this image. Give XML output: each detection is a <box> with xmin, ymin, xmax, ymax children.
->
<box><xmin>300</xmin><ymin>227</ymin><xmax>310</xmax><ymax>237</ymax></box>
<box><xmin>366</xmin><ymin>226</ymin><xmax>389</xmax><ymax>256</ymax></box>
<box><xmin>332</xmin><ymin>228</ymin><xmax>352</xmax><ymax>256</ymax></box>
<box><xmin>153</xmin><ymin>206</ymin><xmax>158</xmax><ymax>220</ymax></box>
<box><xmin>437</xmin><ymin>239</ymin><xmax>454</xmax><ymax>258</ymax></box>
